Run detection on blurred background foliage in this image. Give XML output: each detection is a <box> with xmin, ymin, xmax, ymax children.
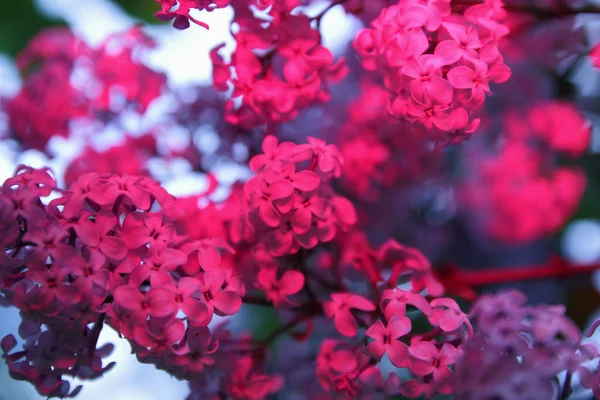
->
<box><xmin>0</xmin><ymin>1</ymin><xmax>65</xmax><ymax>57</ymax></box>
<box><xmin>113</xmin><ymin>0</ymin><xmax>160</xmax><ymax>23</ymax></box>
<box><xmin>0</xmin><ymin>0</ymin><xmax>158</xmax><ymax>57</ymax></box>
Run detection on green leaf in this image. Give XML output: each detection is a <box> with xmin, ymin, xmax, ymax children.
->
<box><xmin>0</xmin><ymin>0</ymin><xmax>67</xmax><ymax>57</ymax></box>
<box><xmin>112</xmin><ymin>0</ymin><xmax>163</xmax><ymax>24</ymax></box>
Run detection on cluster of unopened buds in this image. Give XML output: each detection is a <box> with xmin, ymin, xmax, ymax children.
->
<box><xmin>354</xmin><ymin>0</ymin><xmax>512</xmax><ymax>142</ymax></box>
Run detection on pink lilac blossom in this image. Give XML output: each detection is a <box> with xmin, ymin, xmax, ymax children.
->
<box><xmin>353</xmin><ymin>0</ymin><xmax>511</xmax><ymax>142</ymax></box>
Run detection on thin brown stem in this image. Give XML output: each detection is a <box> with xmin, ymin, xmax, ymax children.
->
<box><xmin>87</xmin><ymin>314</ymin><xmax>106</xmax><ymax>360</ymax></box>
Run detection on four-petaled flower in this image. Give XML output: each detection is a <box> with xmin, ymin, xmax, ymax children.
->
<box><xmin>323</xmin><ymin>293</ymin><xmax>376</xmax><ymax>337</ymax></box>
<box><xmin>365</xmin><ymin>318</ymin><xmax>411</xmax><ymax>367</ymax></box>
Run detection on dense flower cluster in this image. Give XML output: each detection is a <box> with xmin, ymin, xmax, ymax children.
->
<box><xmin>210</xmin><ymin>0</ymin><xmax>348</xmax><ymax>128</ymax></box>
<box><xmin>0</xmin><ymin>167</ymin><xmax>257</xmax><ymax>396</ymax></box>
<box><xmin>460</xmin><ymin>101</ymin><xmax>590</xmax><ymax>243</ymax></box>
<box><xmin>455</xmin><ymin>290</ymin><xmax>600</xmax><ymax>399</ymax></box>
<box><xmin>6</xmin><ymin>27</ymin><xmax>166</xmax><ymax>150</ymax></box>
<box><xmin>244</xmin><ymin>136</ymin><xmax>354</xmax><ymax>256</ymax></box>
<box><xmin>354</xmin><ymin>0</ymin><xmax>511</xmax><ymax>142</ymax></box>
<box><xmin>310</xmin><ymin>238</ymin><xmax>472</xmax><ymax>398</ymax></box>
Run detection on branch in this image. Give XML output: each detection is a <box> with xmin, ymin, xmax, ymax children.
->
<box><xmin>87</xmin><ymin>313</ymin><xmax>106</xmax><ymax>360</ymax></box>
<box><xmin>437</xmin><ymin>256</ymin><xmax>600</xmax><ymax>299</ymax></box>
<box><xmin>258</xmin><ymin>303</ymin><xmax>321</xmax><ymax>348</ymax></box>
<box><xmin>560</xmin><ymin>372</ymin><xmax>573</xmax><ymax>400</ymax></box>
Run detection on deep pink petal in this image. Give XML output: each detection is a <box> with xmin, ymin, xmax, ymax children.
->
<box><xmin>439</xmin><ymin>343</ymin><xmax>457</xmax><ymax>365</ymax></box>
<box><xmin>367</xmin><ymin>341</ymin><xmax>386</xmax><ymax>360</ymax></box>
<box><xmin>182</xmin><ymin>299</ymin><xmax>210</xmax><ymax>325</ymax></box>
<box><xmin>365</xmin><ymin>320</ymin><xmax>386</xmax><ymax>341</ymax></box>
<box><xmin>75</xmin><ymin>220</ymin><xmax>100</xmax><ymax>247</ymax></box>
<box><xmin>164</xmin><ymin>319</ymin><xmax>186</xmax><ymax>344</ymax></box>
<box><xmin>278</xmin><ymin>270</ymin><xmax>304</xmax><ymax>295</ymax></box>
<box><xmin>125</xmin><ymin>184</ymin><xmax>151</xmax><ymax>210</ymax></box>
<box><xmin>266</xmin><ymin>230</ymin><xmax>294</xmax><ymax>256</ymax></box>
<box><xmin>332</xmin><ymin>196</ymin><xmax>357</xmax><ymax>226</ymax></box>
<box><xmin>273</xmin><ymin>195</ymin><xmax>295</xmax><ymax>214</ymax></box>
<box><xmin>409</xmin><ymin>341</ymin><xmax>436</xmax><ymax>362</ymax></box>
<box><xmin>318</xmin><ymin>154</ymin><xmax>336</xmax><ymax>173</ymax></box>
<box><xmin>329</xmin><ymin>349</ymin><xmax>358</xmax><ymax>372</ymax></box>
<box><xmin>349</xmin><ymin>295</ymin><xmax>375</xmax><ymax>312</ymax></box>
<box><xmin>249</xmin><ymin>154</ymin><xmax>268</xmax><ymax>172</ymax></box>
<box><xmin>409</xmin><ymin>358</ymin><xmax>435</xmax><ymax>376</ymax></box>
<box><xmin>291</xmin><ymin>208</ymin><xmax>312</xmax><ymax>234</ymax></box>
<box><xmin>291</xmin><ymin>171</ymin><xmax>320</xmax><ymax>191</ymax></box>
<box><xmin>407</xmin><ymin>293</ymin><xmax>432</xmax><ymax>316</ymax></box>
<box><xmin>269</xmin><ymin>180</ymin><xmax>294</xmax><ymax>200</ymax></box>
<box><xmin>439</xmin><ymin>311</ymin><xmax>463</xmax><ymax>332</ymax></box>
<box><xmin>309</xmin><ymin>197</ymin><xmax>330</xmax><ymax>219</ymax></box>
<box><xmin>113</xmin><ymin>285</ymin><xmax>142</xmax><ymax>310</ymax></box>
<box><xmin>212</xmin><ymin>291</ymin><xmax>242</xmax><ymax>315</ymax></box>
<box><xmin>262</xmin><ymin>135</ymin><xmax>279</xmax><ymax>153</ymax></box>
<box><xmin>259</xmin><ymin>201</ymin><xmax>281</xmax><ymax>227</ymax></box>
<box><xmin>334</xmin><ymin>312</ymin><xmax>359</xmax><ymax>337</ymax></box>
<box><xmin>121</xmin><ymin>226</ymin><xmax>151</xmax><ymax>249</ymax></box>
<box><xmin>55</xmin><ymin>285</ymin><xmax>81</xmax><ymax>305</ymax></box>
<box><xmin>198</xmin><ymin>246</ymin><xmax>221</xmax><ymax>270</ymax></box>
<box><xmin>95</xmin><ymin>210</ymin><xmax>117</xmax><ymax>235</ymax></box>
<box><xmin>488</xmin><ymin>63</ymin><xmax>511</xmax><ymax>83</ymax></box>
<box><xmin>388</xmin><ymin>317</ymin><xmax>412</xmax><ymax>338</ymax></box>
<box><xmin>147</xmin><ymin>288</ymin><xmax>177</xmax><ymax>318</ymax></box>
<box><xmin>405</xmin><ymin>29</ymin><xmax>429</xmax><ymax>56</ymax></box>
<box><xmin>387</xmin><ymin>341</ymin><xmax>409</xmax><ymax>368</ymax></box>
<box><xmin>178</xmin><ymin>277</ymin><xmax>201</xmax><ymax>296</ymax></box>
<box><xmin>159</xmin><ymin>249</ymin><xmax>188</xmax><ymax>269</ymax></box>
<box><xmin>447</xmin><ymin>66</ymin><xmax>476</xmax><ymax>89</ymax></box>
<box><xmin>99</xmin><ymin>236</ymin><xmax>128</xmax><ymax>260</ymax></box>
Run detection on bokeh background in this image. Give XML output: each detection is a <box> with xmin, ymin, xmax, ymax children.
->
<box><xmin>3</xmin><ymin>1</ymin><xmax>600</xmax><ymax>399</ymax></box>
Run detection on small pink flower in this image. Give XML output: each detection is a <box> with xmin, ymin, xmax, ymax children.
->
<box><xmin>429</xmin><ymin>298</ymin><xmax>472</xmax><ymax>335</ymax></box>
<box><xmin>365</xmin><ymin>318</ymin><xmax>411</xmax><ymax>367</ymax></box>
<box><xmin>323</xmin><ymin>292</ymin><xmax>375</xmax><ymax>337</ymax></box>
<box><xmin>225</xmin><ymin>356</ymin><xmax>284</xmax><ymax>399</ymax></box>
<box><xmin>381</xmin><ymin>288</ymin><xmax>431</xmax><ymax>320</ymax></box>
<box><xmin>197</xmin><ymin>268</ymin><xmax>243</xmax><ymax>318</ymax></box>
<box><xmin>255</xmin><ymin>267</ymin><xmax>305</xmax><ymax>306</ymax></box>
<box><xmin>74</xmin><ymin>210</ymin><xmax>127</xmax><ymax>260</ymax></box>
<box><xmin>146</xmin><ymin>277</ymin><xmax>210</xmax><ymax>326</ymax></box>
<box><xmin>408</xmin><ymin>341</ymin><xmax>457</xmax><ymax>385</ymax></box>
